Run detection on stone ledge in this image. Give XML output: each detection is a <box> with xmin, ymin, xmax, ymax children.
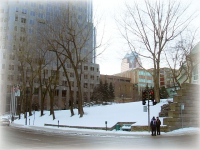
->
<box><xmin>131</xmin><ymin>125</ymin><xmax>169</xmax><ymax>132</ymax></box>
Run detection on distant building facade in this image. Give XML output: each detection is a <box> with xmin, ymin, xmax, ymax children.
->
<box><xmin>100</xmin><ymin>74</ymin><xmax>134</xmax><ymax>99</ymax></box>
<box><xmin>115</xmin><ymin>68</ymin><xmax>154</xmax><ymax>95</ymax></box>
<box><xmin>121</xmin><ymin>52</ymin><xmax>142</xmax><ymax>72</ymax></box>
<box><xmin>160</xmin><ymin>68</ymin><xmax>179</xmax><ymax>88</ymax></box>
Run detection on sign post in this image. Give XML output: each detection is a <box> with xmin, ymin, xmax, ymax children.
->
<box><xmin>181</xmin><ymin>104</ymin><xmax>184</xmax><ymax>128</ymax></box>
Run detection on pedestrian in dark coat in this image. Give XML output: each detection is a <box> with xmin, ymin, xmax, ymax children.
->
<box><xmin>150</xmin><ymin>116</ymin><xmax>156</xmax><ymax>136</ymax></box>
<box><xmin>156</xmin><ymin>117</ymin><xmax>161</xmax><ymax>135</ymax></box>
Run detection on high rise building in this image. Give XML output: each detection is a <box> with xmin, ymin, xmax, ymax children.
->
<box><xmin>121</xmin><ymin>52</ymin><xmax>142</xmax><ymax>72</ymax></box>
<box><xmin>0</xmin><ymin>0</ymin><xmax>100</xmax><ymax>113</ymax></box>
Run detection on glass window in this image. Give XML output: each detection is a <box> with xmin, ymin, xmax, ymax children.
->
<box><xmin>31</xmin><ymin>2</ymin><xmax>36</xmax><ymax>7</ymax></box>
<box><xmin>193</xmin><ymin>66</ymin><xmax>198</xmax><ymax>81</ymax></box>
<box><xmin>29</xmin><ymin>20</ymin><xmax>35</xmax><ymax>25</ymax></box>
<box><xmin>39</xmin><ymin>4</ymin><xmax>43</xmax><ymax>9</ymax></box>
<box><xmin>22</xmin><ymin>9</ymin><xmax>27</xmax><ymax>14</ymax></box>
<box><xmin>38</xmin><ymin>13</ymin><xmax>43</xmax><ymax>19</ymax></box>
<box><xmin>16</xmin><ymin>7</ymin><xmax>19</xmax><ymax>12</ymax></box>
<box><xmin>21</xmin><ymin>18</ymin><xmax>26</xmax><ymax>23</ymax></box>
<box><xmin>30</xmin><ymin>11</ymin><xmax>35</xmax><ymax>16</ymax></box>
<box><xmin>15</xmin><ymin>16</ymin><xmax>18</xmax><ymax>21</ymax></box>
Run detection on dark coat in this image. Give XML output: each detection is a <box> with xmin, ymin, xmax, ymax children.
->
<box><xmin>156</xmin><ymin>119</ymin><xmax>161</xmax><ymax>127</ymax></box>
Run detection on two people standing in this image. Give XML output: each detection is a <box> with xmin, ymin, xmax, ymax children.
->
<box><xmin>150</xmin><ymin>116</ymin><xmax>161</xmax><ymax>136</ymax></box>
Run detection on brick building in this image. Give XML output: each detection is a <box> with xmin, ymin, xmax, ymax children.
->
<box><xmin>100</xmin><ymin>74</ymin><xmax>134</xmax><ymax>99</ymax></box>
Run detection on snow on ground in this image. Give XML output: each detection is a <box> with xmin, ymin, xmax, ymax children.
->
<box><xmin>13</xmin><ymin>99</ymin><xmax>172</xmax><ymax>128</ymax></box>
<box><xmin>2</xmin><ymin>98</ymin><xmax>200</xmax><ymax>135</ymax></box>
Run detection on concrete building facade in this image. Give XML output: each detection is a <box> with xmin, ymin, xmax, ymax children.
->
<box><xmin>0</xmin><ymin>0</ymin><xmax>100</xmax><ymax>113</ymax></box>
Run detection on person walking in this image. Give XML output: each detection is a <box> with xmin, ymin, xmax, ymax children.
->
<box><xmin>156</xmin><ymin>117</ymin><xmax>161</xmax><ymax>135</ymax></box>
<box><xmin>150</xmin><ymin>116</ymin><xmax>157</xmax><ymax>136</ymax></box>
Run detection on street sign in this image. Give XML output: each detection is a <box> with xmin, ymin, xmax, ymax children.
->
<box><xmin>143</xmin><ymin>106</ymin><xmax>147</xmax><ymax>112</ymax></box>
<box><xmin>181</xmin><ymin>104</ymin><xmax>184</xmax><ymax>110</ymax></box>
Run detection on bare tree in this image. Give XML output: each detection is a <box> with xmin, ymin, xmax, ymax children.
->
<box><xmin>38</xmin><ymin>1</ymin><xmax>105</xmax><ymax>117</ymax></box>
<box><xmin>165</xmin><ymin>29</ymin><xmax>200</xmax><ymax>88</ymax></box>
<box><xmin>116</xmin><ymin>0</ymin><xmax>197</xmax><ymax>102</ymax></box>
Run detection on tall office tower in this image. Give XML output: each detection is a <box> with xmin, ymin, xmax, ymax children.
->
<box><xmin>121</xmin><ymin>52</ymin><xmax>142</xmax><ymax>72</ymax></box>
<box><xmin>0</xmin><ymin>0</ymin><xmax>100</xmax><ymax>113</ymax></box>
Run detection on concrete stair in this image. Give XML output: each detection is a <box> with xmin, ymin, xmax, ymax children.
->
<box><xmin>163</xmin><ymin>83</ymin><xmax>200</xmax><ymax>131</ymax></box>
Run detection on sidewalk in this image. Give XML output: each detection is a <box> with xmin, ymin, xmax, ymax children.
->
<box><xmin>10</xmin><ymin>122</ymin><xmax>200</xmax><ymax>137</ymax></box>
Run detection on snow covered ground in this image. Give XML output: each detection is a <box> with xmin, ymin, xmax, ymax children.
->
<box><xmin>1</xmin><ymin>99</ymin><xmax>200</xmax><ymax>135</ymax></box>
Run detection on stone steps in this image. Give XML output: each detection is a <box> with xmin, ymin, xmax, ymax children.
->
<box><xmin>163</xmin><ymin>83</ymin><xmax>199</xmax><ymax>131</ymax></box>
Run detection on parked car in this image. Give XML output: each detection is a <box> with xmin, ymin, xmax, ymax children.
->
<box><xmin>0</xmin><ymin>118</ymin><xmax>10</xmax><ymax>126</ymax></box>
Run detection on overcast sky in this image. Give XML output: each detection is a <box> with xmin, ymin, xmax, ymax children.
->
<box><xmin>93</xmin><ymin>0</ymin><xmax>200</xmax><ymax>75</ymax></box>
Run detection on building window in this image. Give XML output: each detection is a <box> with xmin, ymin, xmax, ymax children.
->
<box><xmin>9</xmin><ymin>54</ymin><xmax>15</xmax><ymax>60</ymax></box>
<box><xmin>20</xmin><ymin>36</ymin><xmax>25</xmax><ymax>42</ymax></box>
<box><xmin>31</xmin><ymin>2</ymin><xmax>36</xmax><ymax>7</ymax></box>
<box><xmin>9</xmin><ymin>65</ymin><xmax>14</xmax><ymax>70</ymax></box>
<box><xmin>8</xmin><ymin>75</ymin><xmax>14</xmax><ymax>81</ymax></box>
<box><xmin>17</xmin><ymin>75</ymin><xmax>22</xmax><ymax>82</ymax></box>
<box><xmin>70</xmin><ymin>73</ymin><xmax>74</xmax><ymax>78</ymax></box>
<box><xmin>38</xmin><ymin>13</ymin><xmax>44</xmax><ymax>19</ymax></box>
<box><xmin>39</xmin><ymin>4</ymin><xmax>44</xmax><ymax>9</ymax></box>
<box><xmin>30</xmin><ymin>11</ymin><xmax>35</xmax><ymax>16</ymax></box>
<box><xmin>20</xmin><ymin>27</ymin><xmax>25</xmax><ymax>32</ymax></box>
<box><xmin>84</xmin><ymin>66</ymin><xmax>88</xmax><ymax>70</ymax></box>
<box><xmin>16</xmin><ymin>7</ymin><xmax>19</xmax><ymax>12</ymax></box>
<box><xmin>62</xmin><ymin>90</ymin><xmax>66</xmax><ymax>97</ymax></box>
<box><xmin>193</xmin><ymin>66</ymin><xmax>198</xmax><ymax>81</ymax></box>
<box><xmin>84</xmin><ymin>83</ymin><xmax>88</xmax><ymax>88</ymax></box>
<box><xmin>22</xmin><ymin>9</ymin><xmax>27</xmax><ymax>14</ymax></box>
<box><xmin>90</xmin><ymin>67</ymin><xmax>94</xmax><ymax>71</ymax></box>
<box><xmin>15</xmin><ymin>16</ymin><xmax>18</xmax><ymax>21</ymax></box>
<box><xmin>62</xmin><ymin>80</ymin><xmax>68</xmax><ymax>86</ymax></box>
<box><xmin>84</xmin><ymin>74</ymin><xmax>88</xmax><ymax>79</ymax></box>
<box><xmin>90</xmin><ymin>75</ymin><xmax>94</xmax><ymax>80</ymax></box>
<box><xmin>21</xmin><ymin>18</ymin><xmax>26</xmax><ymax>23</ymax></box>
<box><xmin>29</xmin><ymin>20</ymin><xmax>35</xmax><ymax>25</ymax></box>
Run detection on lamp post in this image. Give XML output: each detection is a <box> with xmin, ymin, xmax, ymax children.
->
<box><xmin>25</xmin><ymin>89</ymin><xmax>29</xmax><ymax>125</ymax></box>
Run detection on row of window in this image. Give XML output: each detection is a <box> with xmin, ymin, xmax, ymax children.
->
<box><xmin>1</xmin><ymin>53</ymin><xmax>15</xmax><ymax>60</ymax></box>
<box><xmin>5</xmin><ymin>86</ymin><xmax>94</xmax><ymax>96</ymax></box>
<box><xmin>139</xmin><ymin>78</ymin><xmax>153</xmax><ymax>83</ymax></box>
<box><xmin>1</xmin><ymin>73</ymin><xmax>99</xmax><ymax>86</ymax></box>
<box><xmin>139</xmin><ymin>71</ymin><xmax>152</xmax><ymax>76</ymax></box>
